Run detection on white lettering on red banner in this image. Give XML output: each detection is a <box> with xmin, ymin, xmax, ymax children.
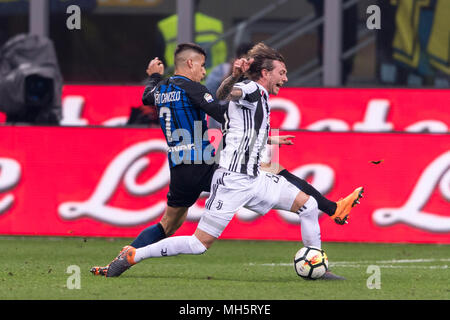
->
<box><xmin>0</xmin><ymin>158</ymin><xmax>21</xmax><ymax>215</ymax></box>
<box><xmin>58</xmin><ymin>139</ymin><xmax>169</xmax><ymax>226</ymax></box>
<box><xmin>373</xmin><ymin>151</ymin><xmax>450</xmax><ymax>232</ymax></box>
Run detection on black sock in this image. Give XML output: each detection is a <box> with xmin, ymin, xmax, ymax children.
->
<box><xmin>130</xmin><ymin>223</ymin><xmax>166</xmax><ymax>249</ymax></box>
<box><xmin>278</xmin><ymin>169</ymin><xmax>337</xmax><ymax>216</ymax></box>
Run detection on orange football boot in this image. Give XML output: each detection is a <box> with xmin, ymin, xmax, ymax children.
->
<box><xmin>105</xmin><ymin>245</ymin><xmax>136</xmax><ymax>277</ymax></box>
<box><xmin>330</xmin><ymin>187</ymin><xmax>364</xmax><ymax>225</ymax></box>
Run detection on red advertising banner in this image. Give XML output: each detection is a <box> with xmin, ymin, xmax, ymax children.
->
<box><xmin>268</xmin><ymin>88</ymin><xmax>450</xmax><ymax>133</ymax></box>
<box><xmin>59</xmin><ymin>85</ymin><xmax>145</xmax><ymax>126</ymax></box>
<box><xmin>2</xmin><ymin>86</ymin><xmax>448</xmax><ymax>133</ymax></box>
<box><xmin>62</xmin><ymin>86</ymin><xmax>450</xmax><ymax>132</ymax></box>
<box><xmin>1</xmin><ymin>126</ymin><xmax>449</xmax><ymax>243</ymax></box>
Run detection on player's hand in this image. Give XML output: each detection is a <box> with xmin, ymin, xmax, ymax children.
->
<box><xmin>269</xmin><ymin>135</ymin><xmax>295</xmax><ymax>146</ymax></box>
<box><xmin>146</xmin><ymin>57</ymin><xmax>164</xmax><ymax>76</ymax></box>
<box><xmin>231</xmin><ymin>57</ymin><xmax>254</xmax><ymax>78</ymax></box>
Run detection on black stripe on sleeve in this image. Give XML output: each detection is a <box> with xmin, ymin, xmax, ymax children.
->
<box><xmin>244</xmin><ymin>89</ymin><xmax>262</xmax><ymax>103</ymax></box>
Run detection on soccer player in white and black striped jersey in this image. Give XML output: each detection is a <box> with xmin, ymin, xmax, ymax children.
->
<box><xmin>216</xmin><ymin>47</ymin><xmax>363</xmax><ymax>227</ymax></box>
<box><xmin>105</xmin><ymin>43</ymin><xmax>361</xmax><ymax>280</ymax></box>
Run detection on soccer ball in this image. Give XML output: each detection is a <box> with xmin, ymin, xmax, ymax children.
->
<box><xmin>294</xmin><ymin>246</ymin><xmax>328</xmax><ymax>280</ymax></box>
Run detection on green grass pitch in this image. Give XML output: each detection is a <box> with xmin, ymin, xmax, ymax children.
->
<box><xmin>0</xmin><ymin>236</ymin><xmax>448</xmax><ymax>300</ymax></box>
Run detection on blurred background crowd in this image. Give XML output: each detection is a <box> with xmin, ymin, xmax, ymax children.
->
<box><xmin>1</xmin><ymin>0</ymin><xmax>448</xmax><ymax>87</ymax></box>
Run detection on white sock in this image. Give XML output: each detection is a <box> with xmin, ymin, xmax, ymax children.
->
<box><xmin>134</xmin><ymin>235</ymin><xmax>207</xmax><ymax>263</ymax></box>
<box><xmin>296</xmin><ymin>196</ymin><xmax>318</xmax><ymax>217</ymax></box>
<box><xmin>297</xmin><ymin>196</ymin><xmax>322</xmax><ymax>248</ymax></box>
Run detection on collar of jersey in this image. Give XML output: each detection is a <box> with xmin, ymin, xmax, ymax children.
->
<box><xmin>254</xmin><ymin>81</ymin><xmax>269</xmax><ymax>100</ymax></box>
<box><xmin>171</xmin><ymin>74</ymin><xmax>191</xmax><ymax>81</ymax></box>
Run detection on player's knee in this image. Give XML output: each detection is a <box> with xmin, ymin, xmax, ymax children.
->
<box><xmin>291</xmin><ymin>191</ymin><xmax>310</xmax><ymax>212</ymax></box>
<box><xmin>295</xmin><ymin>194</ymin><xmax>319</xmax><ymax>217</ymax></box>
<box><xmin>188</xmin><ymin>235</ymin><xmax>208</xmax><ymax>255</ymax></box>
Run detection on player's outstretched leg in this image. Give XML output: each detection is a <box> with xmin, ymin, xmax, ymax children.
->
<box><xmin>90</xmin><ymin>206</ymin><xmax>188</xmax><ymax>276</ymax></box>
<box><xmin>130</xmin><ymin>223</ymin><xmax>166</xmax><ymax>248</ymax></box>
<box><xmin>278</xmin><ymin>169</ymin><xmax>364</xmax><ymax>224</ymax></box>
<box><xmin>91</xmin><ymin>246</ymin><xmax>137</xmax><ymax>277</ymax></box>
<box><xmin>104</xmin><ymin>234</ymin><xmax>209</xmax><ymax>278</ymax></box>
<box><xmin>90</xmin><ymin>224</ymin><xmax>165</xmax><ymax>277</ymax></box>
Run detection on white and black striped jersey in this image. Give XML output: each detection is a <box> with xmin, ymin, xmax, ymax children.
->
<box><xmin>219</xmin><ymin>80</ymin><xmax>270</xmax><ymax>176</ymax></box>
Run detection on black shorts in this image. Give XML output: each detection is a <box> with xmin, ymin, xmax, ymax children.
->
<box><xmin>167</xmin><ymin>163</ymin><xmax>219</xmax><ymax>208</ymax></box>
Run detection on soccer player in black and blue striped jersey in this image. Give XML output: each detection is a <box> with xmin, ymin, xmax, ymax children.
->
<box><xmin>135</xmin><ymin>43</ymin><xmax>228</xmax><ymax>242</ymax></box>
<box><xmin>90</xmin><ymin>43</ymin><xmax>255</xmax><ymax>276</ymax></box>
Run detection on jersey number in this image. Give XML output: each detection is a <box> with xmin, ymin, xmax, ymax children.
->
<box><xmin>159</xmin><ymin>107</ymin><xmax>173</xmax><ymax>143</ymax></box>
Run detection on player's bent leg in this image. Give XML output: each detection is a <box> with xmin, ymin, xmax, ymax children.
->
<box><xmin>297</xmin><ymin>199</ymin><xmax>321</xmax><ymax>249</ymax></box>
<box><xmin>289</xmin><ymin>190</ymin><xmax>316</xmax><ymax>214</ymax></box>
<box><xmin>269</xmin><ymin>174</ymin><xmax>346</xmax><ymax>280</ymax></box>
<box><xmin>290</xmin><ymin>192</ymin><xmax>346</xmax><ymax>280</ymax></box>
<box><xmin>256</xmin><ymin>173</ymin><xmax>318</xmax><ymax>217</ymax></box>
<box><xmin>278</xmin><ymin>168</ymin><xmax>337</xmax><ymax>216</ymax></box>
<box><xmin>289</xmin><ymin>191</ymin><xmax>321</xmax><ymax>248</ymax></box>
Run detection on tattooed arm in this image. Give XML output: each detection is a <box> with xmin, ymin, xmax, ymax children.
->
<box><xmin>216</xmin><ymin>57</ymin><xmax>254</xmax><ymax>101</ymax></box>
<box><xmin>216</xmin><ymin>74</ymin><xmax>242</xmax><ymax>101</ymax></box>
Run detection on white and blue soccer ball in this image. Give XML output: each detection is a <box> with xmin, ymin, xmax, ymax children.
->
<box><xmin>294</xmin><ymin>246</ymin><xmax>329</xmax><ymax>280</ymax></box>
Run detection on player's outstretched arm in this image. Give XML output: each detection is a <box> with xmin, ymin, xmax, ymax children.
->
<box><xmin>268</xmin><ymin>135</ymin><xmax>295</xmax><ymax>145</ymax></box>
<box><xmin>184</xmin><ymin>82</ymin><xmax>226</xmax><ymax>123</ymax></box>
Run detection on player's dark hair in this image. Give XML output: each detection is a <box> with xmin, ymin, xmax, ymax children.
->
<box><xmin>174</xmin><ymin>42</ymin><xmax>207</xmax><ymax>64</ymax></box>
<box><xmin>246</xmin><ymin>42</ymin><xmax>285</xmax><ymax>81</ymax></box>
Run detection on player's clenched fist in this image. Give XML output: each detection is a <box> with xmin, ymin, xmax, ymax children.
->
<box><xmin>146</xmin><ymin>57</ymin><xmax>164</xmax><ymax>76</ymax></box>
<box><xmin>232</xmin><ymin>57</ymin><xmax>254</xmax><ymax>78</ymax></box>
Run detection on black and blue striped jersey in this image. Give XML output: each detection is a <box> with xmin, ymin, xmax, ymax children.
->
<box><xmin>142</xmin><ymin>73</ymin><xmax>226</xmax><ymax>168</ymax></box>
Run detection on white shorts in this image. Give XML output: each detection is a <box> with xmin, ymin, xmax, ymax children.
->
<box><xmin>198</xmin><ymin>167</ymin><xmax>299</xmax><ymax>238</ymax></box>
